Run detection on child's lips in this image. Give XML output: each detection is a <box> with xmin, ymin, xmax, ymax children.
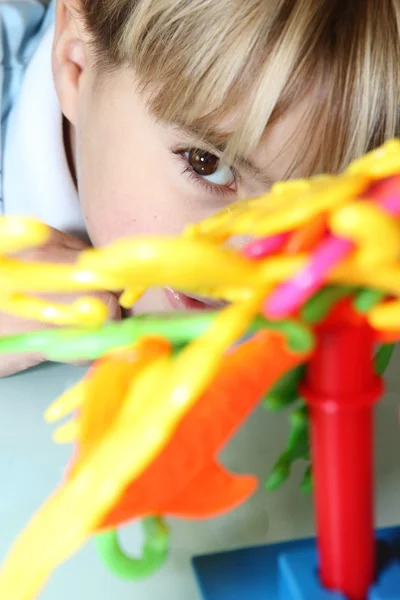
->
<box><xmin>164</xmin><ymin>287</ymin><xmax>225</xmax><ymax>311</ymax></box>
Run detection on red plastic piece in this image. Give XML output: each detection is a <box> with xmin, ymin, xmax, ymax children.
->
<box><xmin>301</xmin><ymin>323</ymin><xmax>383</xmax><ymax>600</ymax></box>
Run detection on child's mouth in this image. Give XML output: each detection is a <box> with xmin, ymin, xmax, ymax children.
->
<box><xmin>164</xmin><ymin>287</ymin><xmax>225</xmax><ymax>311</ymax></box>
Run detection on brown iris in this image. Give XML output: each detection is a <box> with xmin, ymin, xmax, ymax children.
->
<box><xmin>188</xmin><ymin>149</ymin><xmax>219</xmax><ymax>176</ymax></box>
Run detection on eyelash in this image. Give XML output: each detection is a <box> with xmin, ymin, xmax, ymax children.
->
<box><xmin>173</xmin><ymin>149</ymin><xmax>237</xmax><ymax>197</ymax></box>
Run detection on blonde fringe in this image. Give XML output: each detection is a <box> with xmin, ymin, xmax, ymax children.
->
<box><xmin>81</xmin><ymin>0</ymin><xmax>400</xmax><ymax>174</ymax></box>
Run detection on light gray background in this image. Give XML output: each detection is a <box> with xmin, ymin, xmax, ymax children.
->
<box><xmin>1</xmin><ymin>349</ymin><xmax>400</xmax><ymax>599</ymax></box>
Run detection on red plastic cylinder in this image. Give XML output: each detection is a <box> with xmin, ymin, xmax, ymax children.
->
<box><xmin>301</xmin><ymin>324</ymin><xmax>383</xmax><ymax>600</ymax></box>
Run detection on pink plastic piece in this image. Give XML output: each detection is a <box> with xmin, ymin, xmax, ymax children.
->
<box><xmin>243</xmin><ymin>233</ymin><xmax>290</xmax><ymax>260</ymax></box>
<box><xmin>264</xmin><ymin>235</ymin><xmax>353</xmax><ymax>318</ymax></box>
<box><xmin>366</xmin><ymin>175</ymin><xmax>400</xmax><ymax>215</ymax></box>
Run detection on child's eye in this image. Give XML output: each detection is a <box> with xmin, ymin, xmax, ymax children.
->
<box><xmin>185</xmin><ymin>149</ymin><xmax>235</xmax><ymax>187</ymax></box>
<box><xmin>172</xmin><ymin>146</ymin><xmax>237</xmax><ymax>197</ymax></box>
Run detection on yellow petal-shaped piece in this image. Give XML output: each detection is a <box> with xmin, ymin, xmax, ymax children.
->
<box><xmin>347</xmin><ymin>139</ymin><xmax>400</xmax><ymax>179</ymax></box>
<box><xmin>0</xmin><ymin>217</ymin><xmax>49</xmax><ymax>254</ymax></box>
<box><xmin>368</xmin><ymin>300</ymin><xmax>400</xmax><ymax>331</ymax></box>
<box><xmin>330</xmin><ymin>202</ymin><xmax>400</xmax><ymax>268</ymax></box>
<box><xmin>45</xmin><ymin>380</ymin><xmax>89</xmax><ymax>423</ymax></box>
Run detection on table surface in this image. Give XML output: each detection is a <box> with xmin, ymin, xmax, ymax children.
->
<box><xmin>1</xmin><ymin>349</ymin><xmax>400</xmax><ymax>600</ymax></box>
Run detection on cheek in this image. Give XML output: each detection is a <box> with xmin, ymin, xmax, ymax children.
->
<box><xmin>74</xmin><ymin>103</ymin><xmax>176</xmax><ymax>245</ymax></box>
<box><xmin>76</xmin><ymin>124</ymin><xmax>193</xmax><ymax>247</ymax></box>
<box><xmin>75</xmin><ymin>127</ymin><xmax>201</xmax><ymax>246</ymax></box>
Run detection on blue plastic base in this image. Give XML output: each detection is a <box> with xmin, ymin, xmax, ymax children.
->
<box><xmin>193</xmin><ymin>526</ymin><xmax>400</xmax><ymax>600</ymax></box>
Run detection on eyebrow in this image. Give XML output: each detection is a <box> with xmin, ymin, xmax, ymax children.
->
<box><xmin>171</xmin><ymin>123</ymin><xmax>275</xmax><ymax>187</ymax></box>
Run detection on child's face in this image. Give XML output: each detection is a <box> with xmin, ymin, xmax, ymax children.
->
<box><xmin>55</xmin><ymin>7</ymin><xmax>309</xmax><ymax>314</ymax></box>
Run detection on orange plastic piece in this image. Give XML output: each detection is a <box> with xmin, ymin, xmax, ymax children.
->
<box><xmin>97</xmin><ymin>330</ymin><xmax>310</xmax><ymax>529</ymax></box>
<box><xmin>284</xmin><ymin>215</ymin><xmax>327</xmax><ymax>254</ymax></box>
<box><xmin>374</xmin><ymin>329</ymin><xmax>400</xmax><ymax>344</ymax></box>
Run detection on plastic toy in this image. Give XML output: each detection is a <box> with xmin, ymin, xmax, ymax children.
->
<box><xmin>1</xmin><ymin>140</ymin><xmax>400</xmax><ymax>599</ymax></box>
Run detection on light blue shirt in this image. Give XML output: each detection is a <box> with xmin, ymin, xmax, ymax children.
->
<box><xmin>0</xmin><ymin>0</ymin><xmax>54</xmax><ymax>207</ymax></box>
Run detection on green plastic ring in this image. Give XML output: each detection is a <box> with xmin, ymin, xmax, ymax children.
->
<box><xmin>95</xmin><ymin>517</ymin><xmax>170</xmax><ymax>580</ymax></box>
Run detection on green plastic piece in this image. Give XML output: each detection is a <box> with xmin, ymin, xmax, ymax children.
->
<box><xmin>374</xmin><ymin>344</ymin><xmax>396</xmax><ymax>375</ymax></box>
<box><xmin>263</xmin><ymin>365</ymin><xmax>306</xmax><ymax>412</ymax></box>
<box><xmin>95</xmin><ymin>517</ymin><xmax>169</xmax><ymax>580</ymax></box>
<box><xmin>253</xmin><ymin>319</ymin><xmax>314</xmax><ymax>353</ymax></box>
<box><xmin>300</xmin><ymin>464</ymin><xmax>313</xmax><ymax>493</ymax></box>
<box><xmin>263</xmin><ymin>367</ymin><xmax>311</xmax><ymax>492</ymax></box>
<box><xmin>0</xmin><ymin>313</ymin><xmax>217</xmax><ymax>361</ymax></box>
<box><xmin>0</xmin><ymin>313</ymin><xmax>313</xmax><ymax>361</ymax></box>
<box><xmin>354</xmin><ymin>288</ymin><xmax>385</xmax><ymax>313</ymax></box>
<box><xmin>264</xmin><ymin>403</ymin><xmax>310</xmax><ymax>491</ymax></box>
<box><xmin>301</xmin><ymin>285</ymin><xmax>355</xmax><ymax>324</ymax></box>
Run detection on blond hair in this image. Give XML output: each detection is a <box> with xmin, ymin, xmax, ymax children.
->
<box><xmin>81</xmin><ymin>0</ymin><xmax>400</xmax><ymax>175</ymax></box>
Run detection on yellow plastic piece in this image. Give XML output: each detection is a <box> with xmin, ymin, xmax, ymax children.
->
<box><xmin>331</xmin><ymin>263</ymin><xmax>400</xmax><ymax>297</ymax></box>
<box><xmin>77</xmin><ymin>237</ymin><xmax>257</xmax><ymax>289</ymax></box>
<box><xmin>45</xmin><ymin>380</ymin><xmax>89</xmax><ymax>423</ymax></box>
<box><xmin>347</xmin><ymin>139</ymin><xmax>400</xmax><ymax>179</ymax></box>
<box><xmin>0</xmin><ymin>256</ymin><xmax>122</xmax><ymax>292</ymax></box>
<box><xmin>368</xmin><ymin>300</ymin><xmax>400</xmax><ymax>330</ymax></box>
<box><xmin>330</xmin><ymin>202</ymin><xmax>400</xmax><ymax>268</ymax></box>
<box><xmin>187</xmin><ymin>173</ymin><xmax>369</xmax><ymax>240</ymax></box>
<box><xmin>0</xmin><ymin>217</ymin><xmax>49</xmax><ymax>254</ymax></box>
<box><xmin>119</xmin><ymin>287</ymin><xmax>145</xmax><ymax>309</ymax></box>
<box><xmin>0</xmin><ymin>295</ymin><xmax>108</xmax><ymax>327</ymax></box>
<box><xmin>53</xmin><ymin>420</ymin><xmax>79</xmax><ymax>444</ymax></box>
